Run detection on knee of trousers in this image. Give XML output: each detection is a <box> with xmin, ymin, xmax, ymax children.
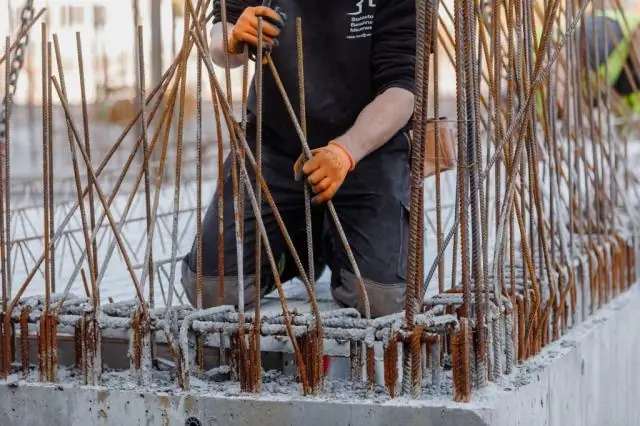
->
<box><xmin>180</xmin><ymin>259</ymin><xmax>260</xmax><ymax>309</ymax></box>
<box><xmin>330</xmin><ymin>268</ymin><xmax>425</xmax><ymax>319</ymax></box>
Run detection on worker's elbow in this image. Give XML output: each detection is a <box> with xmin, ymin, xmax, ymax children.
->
<box><xmin>400</xmin><ymin>89</ymin><xmax>415</xmax><ymax>115</ymax></box>
<box><xmin>381</xmin><ymin>86</ymin><xmax>415</xmax><ymax>120</ymax></box>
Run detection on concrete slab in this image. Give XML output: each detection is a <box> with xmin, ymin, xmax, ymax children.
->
<box><xmin>1</xmin><ymin>283</ymin><xmax>639</xmax><ymax>426</ymax></box>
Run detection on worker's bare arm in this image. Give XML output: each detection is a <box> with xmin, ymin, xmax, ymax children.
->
<box><xmin>336</xmin><ymin>0</ymin><xmax>416</xmax><ymax>164</ymax></box>
<box><xmin>209</xmin><ymin>23</ymin><xmax>245</xmax><ymax>69</ymax></box>
<box><xmin>337</xmin><ymin>87</ymin><xmax>415</xmax><ymax>164</ymax></box>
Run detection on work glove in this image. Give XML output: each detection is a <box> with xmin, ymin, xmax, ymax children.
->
<box><xmin>228</xmin><ymin>5</ymin><xmax>285</xmax><ymax>60</ymax></box>
<box><xmin>293</xmin><ymin>141</ymin><xmax>356</xmax><ymax>205</ymax></box>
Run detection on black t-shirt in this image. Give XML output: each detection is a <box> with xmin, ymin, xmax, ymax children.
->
<box><xmin>213</xmin><ymin>0</ymin><xmax>416</xmax><ymax>158</ymax></box>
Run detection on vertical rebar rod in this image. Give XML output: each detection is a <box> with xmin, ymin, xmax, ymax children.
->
<box><xmin>296</xmin><ymin>17</ymin><xmax>322</xmax><ymax>392</ymax></box>
<box><xmin>75</xmin><ymin>33</ymin><xmax>99</xmax><ymax>305</ymax></box>
<box><xmin>195</xmin><ymin>47</ymin><xmax>205</xmax><ymax>372</ymax></box>
<box><xmin>407</xmin><ymin>0</ymin><xmax>427</xmax><ymax>327</ymax></box>
<box><xmin>296</xmin><ymin>20</ymin><xmax>314</xmax><ymax>295</ymax></box>
<box><xmin>47</xmin><ymin>38</ymin><xmax>55</xmax><ymax>295</ymax></box>
<box><xmin>454</xmin><ymin>0</ymin><xmax>471</xmax><ymax>320</ymax></box>
<box><xmin>463</xmin><ymin>0</ymin><xmax>486</xmax><ymax>387</ymax></box>
<box><xmin>475</xmin><ymin>5</ymin><xmax>491</xmax><ymax>379</ymax></box>
<box><xmin>220</xmin><ymin>0</ymin><xmax>233</xmax><ymax>106</ymax></box>
<box><xmin>166</xmin><ymin>10</ymin><xmax>192</xmax><ymax>319</ymax></box>
<box><xmin>136</xmin><ymin>26</ymin><xmax>155</xmax><ymax>312</ymax></box>
<box><xmin>403</xmin><ymin>0</ymin><xmax>427</xmax><ymax>396</ymax></box>
<box><xmin>41</xmin><ymin>24</ymin><xmax>50</xmax><ymax>311</ymax></box>
<box><xmin>252</xmin><ymin>16</ymin><xmax>265</xmax><ymax>392</ymax></box>
<box><xmin>433</xmin><ymin>12</ymin><xmax>445</xmax><ymax>296</ymax></box>
<box><xmin>236</xmin><ymin>42</ymin><xmax>250</xmax><ymax>392</ymax></box>
<box><xmin>42</xmin><ymin>28</ymin><xmax>53</xmax><ymax>382</ymax></box>
<box><xmin>3</xmin><ymin>33</ymin><xmax>11</xmax><ymax>301</ymax></box>
<box><xmin>0</xmin><ymin>37</ymin><xmax>9</xmax><ymax>312</ymax></box>
<box><xmin>505</xmin><ymin>0</ymin><xmax>517</xmax><ymax>327</ymax></box>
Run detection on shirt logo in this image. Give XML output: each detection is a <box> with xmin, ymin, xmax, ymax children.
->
<box><xmin>346</xmin><ymin>0</ymin><xmax>375</xmax><ymax>40</ymax></box>
<box><xmin>347</xmin><ymin>0</ymin><xmax>376</xmax><ymax>16</ymax></box>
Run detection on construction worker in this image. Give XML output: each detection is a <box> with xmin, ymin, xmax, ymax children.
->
<box><xmin>181</xmin><ymin>0</ymin><xmax>417</xmax><ymax>318</ymax></box>
<box><xmin>552</xmin><ymin>10</ymin><xmax>640</xmax><ymax>116</ymax></box>
<box><xmin>581</xmin><ymin>10</ymin><xmax>640</xmax><ymax>114</ymax></box>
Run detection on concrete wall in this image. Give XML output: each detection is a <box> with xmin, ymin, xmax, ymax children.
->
<box><xmin>488</xmin><ymin>283</ymin><xmax>640</xmax><ymax>426</ymax></box>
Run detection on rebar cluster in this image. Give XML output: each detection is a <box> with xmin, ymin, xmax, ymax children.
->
<box><xmin>1</xmin><ymin>0</ymin><xmax>640</xmax><ymax>403</ymax></box>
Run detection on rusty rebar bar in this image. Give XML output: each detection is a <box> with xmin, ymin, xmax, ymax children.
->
<box><xmin>1</xmin><ymin>36</ymin><xmax>10</xmax><ymax>314</ymax></box>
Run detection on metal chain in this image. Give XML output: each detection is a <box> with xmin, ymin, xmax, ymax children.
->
<box><xmin>0</xmin><ymin>0</ymin><xmax>36</xmax><ymax>141</ymax></box>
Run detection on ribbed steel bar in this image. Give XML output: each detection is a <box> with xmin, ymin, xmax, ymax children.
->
<box><xmin>408</xmin><ymin>0</ymin><xmax>428</xmax><ymax>327</ymax></box>
<box><xmin>296</xmin><ymin>17</ymin><xmax>323</xmax><ymax>393</ymax></box>
<box><xmin>475</xmin><ymin>1</ymin><xmax>492</xmax><ymax>380</ymax></box>
<box><xmin>51</xmin><ymin>35</ymin><xmax>97</xmax><ymax>310</ymax></box>
<box><xmin>166</xmin><ymin>8</ymin><xmax>190</xmax><ymax>328</ymax></box>
<box><xmin>433</xmin><ymin>12</ymin><xmax>445</xmax><ymax>296</ymax></box>
<box><xmin>194</xmin><ymin>51</ymin><xmax>205</xmax><ymax>372</ymax></box>
<box><xmin>462</xmin><ymin>0</ymin><xmax>487</xmax><ymax>387</ymax></box>
<box><xmin>47</xmin><ymin>37</ymin><xmax>55</xmax><ymax>296</ymax></box>
<box><xmin>2</xmin><ymin>34</ymin><xmax>11</xmax><ymax>301</ymax></box>
<box><xmin>219</xmin><ymin>0</ymin><xmax>233</xmax><ymax>106</ymax></box>
<box><xmin>252</xmin><ymin>15</ymin><xmax>264</xmax><ymax>392</ymax></box>
<box><xmin>41</xmin><ymin>24</ymin><xmax>51</xmax><ymax>317</ymax></box>
<box><xmin>75</xmin><ymin>33</ymin><xmax>99</xmax><ymax>305</ymax></box>
<box><xmin>136</xmin><ymin>26</ymin><xmax>155</xmax><ymax>313</ymax></box>
<box><xmin>1</xmin><ymin>37</ymin><xmax>9</xmax><ymax>313</ymax></box>
<box><xmin>405</xmin><ymin>0</ymin><xmax>431</xmax><ymax>397</ymax></box>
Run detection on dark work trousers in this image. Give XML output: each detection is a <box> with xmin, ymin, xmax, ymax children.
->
<box><xmin>181</xmin><ymin>119</ymin><xmax>414</xmax><ymax>318</ymax></box>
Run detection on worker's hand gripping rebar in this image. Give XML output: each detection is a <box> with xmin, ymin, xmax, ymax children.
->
<box><xmin>232</xmin><ymin>0</ymin><xmax>287</xmax><ymax>62</ymax></box>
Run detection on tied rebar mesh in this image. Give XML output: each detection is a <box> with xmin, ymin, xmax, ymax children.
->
<box><xmin>0</xmin><ymin>0</ymin><xmax>638</xmax><ymax>403</ymax></box>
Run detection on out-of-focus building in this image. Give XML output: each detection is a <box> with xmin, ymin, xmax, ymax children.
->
<box><xmin>2</xmin><ymin>0</ymin><xmax>250</xmax><ymax>106</ymax></box>
<box><xmin>2</xmin><ymin>0</ymin><xmax>178</xmax><ymax>105</ymax></box>
<box><xmin>2</xmin><ymin>0</ymin><xmax>460</xmax><ymax>108</ymax></box>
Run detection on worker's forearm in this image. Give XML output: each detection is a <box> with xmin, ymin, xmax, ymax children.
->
<box><xmin>337</xmin><ymin>87</ymin><xmax>415</xmax><ymax>164</ymax></box>
<box><xmin>209</xmin><ymin>22</ymin><xmax>244</xmax><ymax>69</ymax></box>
